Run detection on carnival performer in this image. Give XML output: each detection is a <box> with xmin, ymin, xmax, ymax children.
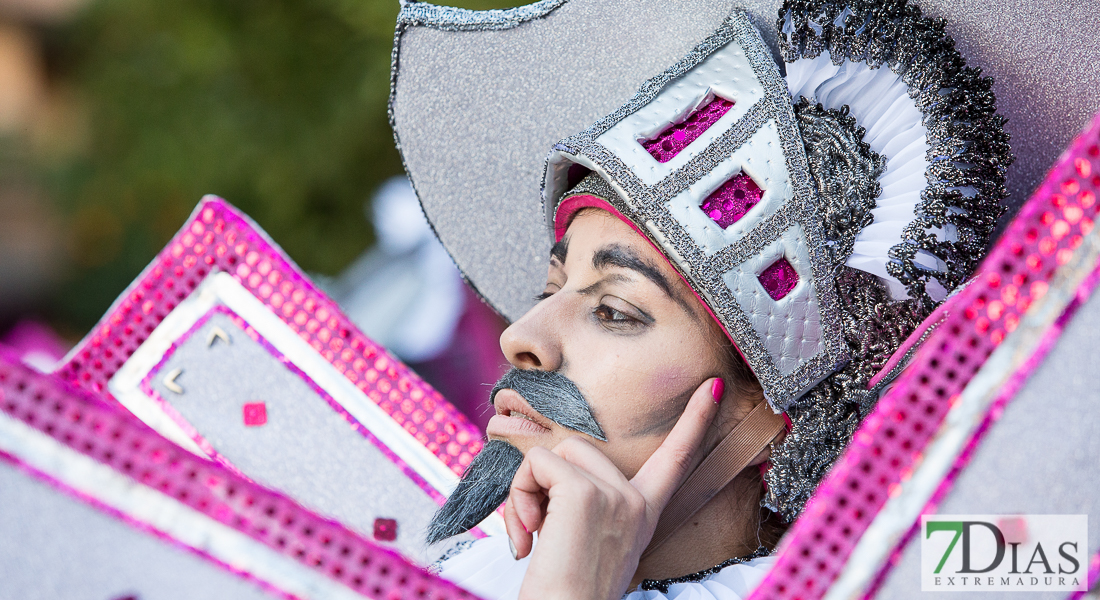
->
<box><xmin>390</xmin><ymin>0</ymin><xmax>1013</xmax><ymax>598</ymax></box>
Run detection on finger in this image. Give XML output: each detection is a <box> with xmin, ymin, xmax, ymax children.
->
<box><xmin>631</xmin><ymin>377</ymin><xmax>722</xmax><ymax>508</ymax></box>
<box><xmin>551</xmin><ymin>436</ymin><xmax>629</xmax><ymax>486</ymax></box>
<box><xmin>508</xmin><ymin>446</ymin><xmax>588</xmax><ymax>538</ymax></box>
<box><xmin>503</xmin><ymin>497</ymin><xmax>534</xmax><ymax>559</ymax></box>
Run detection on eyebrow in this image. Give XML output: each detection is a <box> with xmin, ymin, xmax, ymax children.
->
<box><xmin>550</xmin><ymin>237</ymin><xmax>569</xmax><ymax>263</ymax></box>
<box><xmin>590</xmin><ymin>245</ymin><xmax>698</xmax><ymax>318</ymax></box>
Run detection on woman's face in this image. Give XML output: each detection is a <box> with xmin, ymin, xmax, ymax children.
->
<box><xmin>492</xmin><ymin>208</ymin><xmax>735</xmax><ymax>479</ymax></box>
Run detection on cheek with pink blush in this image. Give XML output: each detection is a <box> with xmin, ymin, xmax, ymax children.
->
<box><xmin>616</xmin><ymin>367</ymin><xmax>702</xmax><ymax>439</ymax></box>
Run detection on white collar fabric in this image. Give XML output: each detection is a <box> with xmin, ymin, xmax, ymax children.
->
<box><xmin>435</xmin><ymin>535</ymin><xmax>776</xmax><ymax>600</ymax></box>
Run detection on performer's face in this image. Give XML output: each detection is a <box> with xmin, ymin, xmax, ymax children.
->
<box><xmin>494</xmin><ymin>208</ymin><xmax>732</xmax><ymax>478</ymax></box>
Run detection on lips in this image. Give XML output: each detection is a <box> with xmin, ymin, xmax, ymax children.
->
<box><xmin>487</xmin><ymin>388</ymin><xmax>554</xmax><ymax>437</ymax></box>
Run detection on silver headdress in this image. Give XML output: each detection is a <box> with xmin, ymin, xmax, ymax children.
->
<box><xmin>391</xmin><ymin>0</ymin><xmax>1094</xmax><ymax>519</ymax></box>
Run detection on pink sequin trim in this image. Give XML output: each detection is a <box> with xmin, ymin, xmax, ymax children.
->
<box><xmin>758</xmin><ymin>258</ymin><xmax>798</xmax><ymax>300</ymax></box>
<box><xmin>57</xmin><ymin>198</ymin><xmax>482</xmax><ymax>478</ymax></box>
<box><xmin>0</xmin><ymin>351</ymin><xmax>480</xmax><ymax>600</ymax></box>
<box><xmin>700</xmin><ymin>173</ymin><xmax>763</xmax><ymax>228</ymax></box>
<box><xmin>641</xmin><ymin>97</ymin><xmax>734</xmax><ymax>163</ymax></box>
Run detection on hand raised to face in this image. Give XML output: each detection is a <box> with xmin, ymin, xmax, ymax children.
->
<box><xmin>503</xmin><ymin>377</ymin><xmax>724</xmax><ymax>600</ymax></box>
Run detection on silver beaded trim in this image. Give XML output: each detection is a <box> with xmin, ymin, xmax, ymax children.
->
<box><xmin>396</xmin><ymin>0</ymin><xmax>568</xmax><ymax>32</ymax></box>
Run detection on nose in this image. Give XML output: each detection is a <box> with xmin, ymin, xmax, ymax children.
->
<box><xmin>499</xmin><ymin>295</ymin><xmax>564</xmax><ymax>371</ymax></box>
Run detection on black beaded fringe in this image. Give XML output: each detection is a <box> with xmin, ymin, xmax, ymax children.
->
<box><xmin>639</xmin><ymin>546</ymin><xmax>772</xmax><ymax>594</ymax></box>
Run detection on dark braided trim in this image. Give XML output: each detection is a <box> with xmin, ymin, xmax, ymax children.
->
<box><xmin>763</xmin><ymin>268</ymin><xmax>928</xmax><ymax>520</ymax></box>
<box><xmin>793</xmin><ymin>98</ymin><xmax>886</xmax><ymax>265</ymax></box>
<box><xmin>777</xmin><ymin>0</ymin><xmax>1012</xmax><ymax>309</ymax></box>
<box><xmin>639</xmin><ymin>546</ymin><xmax>772</xmax><ymax>593</ymax></box>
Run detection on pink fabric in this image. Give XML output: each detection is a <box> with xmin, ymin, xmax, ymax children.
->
<box><xmin>0</xmin><ymin>320</ymin><xmax>70</xmax><ymax>370</ymax></box>
<box><xmin>642</xmin><ymin>97</ymin><xmax>734</xmax><ymax>163</ymax></box>
<box><xmin>700</xmin><ymin>173</ymin><xmax>763</xmax><ymax>228</ymax></box>
<box><xmin>867</xmin><ymin>250</ymin><xmax>1100</xmax><ymax>598</ymax></box>
<box><xmin>758</xmin><ymin>258</ymin><xmax>798</xmax><ymax>300</ymax></box>
<box><xmin>1072</xmin><ymin>550</ymin><xmax>1100</xmax><ymax>600</ymax></box>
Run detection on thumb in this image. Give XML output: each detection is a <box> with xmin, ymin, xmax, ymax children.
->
<box><xmin>630</xmin><ymin>377</ymin><xmax>723</xmax><ymax>510</ymax></box>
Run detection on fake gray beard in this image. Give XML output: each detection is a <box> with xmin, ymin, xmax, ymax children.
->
<box><xmin>425</xmin><ymin>368</ymin><xmax>606</xmax><ymax>544</ymax></box>
<box><xmin>425</xmin><ymin>439</ymin><xmax>524</xmax><ymax>545</ymax></box>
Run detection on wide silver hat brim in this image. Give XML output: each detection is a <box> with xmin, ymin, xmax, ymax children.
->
<box><xmin>391</xmin><ymin>0</ymin><xmax>1100</xmax><ymax>322</ymax></box>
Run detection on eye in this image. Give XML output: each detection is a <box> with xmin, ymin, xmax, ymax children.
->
<box><xmin>592</xmin><ymin>296</ymin><xmax>652</xmax><ymax>331</ymax></box>
<box><xmin>594</xmin><ymin>304</ymin><xmax>634</xmax><ymax>323</ymax></box>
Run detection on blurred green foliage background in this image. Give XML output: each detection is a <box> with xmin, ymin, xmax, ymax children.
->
<box><xmin>26</xmin><ymin>0</ymin><xmax>520</xmax><ymax>335</ymax></box>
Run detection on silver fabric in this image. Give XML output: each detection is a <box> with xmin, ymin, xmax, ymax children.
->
<box><xmin>544</xmin><ymin>12</ymin><xmax>849</xmax><ymax>408</ymax></box>
<box><xmin>390</xmin><ymin>0</ymin><xmax>1100</xmax><ymax>322</ymax></box>
<box><xmin>874</xmin><ymin>282</ymin><xmax>1100</xmax><ymax>599</ymax></box>
<box><xmin>149</xmin><ymin>312</ymin><xmax>473</xmax><ymax>564</ymax></box>
<box><xmin>0</xmin><ymin>461</ymin><xmax>277</xmax><ymax>600</ymax></box>
<box><xmin>392</xmin><ymin>0</ymin><xmax>749</xmax><ymax>322</ymax></box>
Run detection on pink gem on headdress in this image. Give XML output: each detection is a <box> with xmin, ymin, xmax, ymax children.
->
<box><xmin>759</xmin><ymin>258</ymin><xmax>798</xmax><ymax>300</ymax></box>
<box><xmin>700</xmin><ymin>173</ymin><xmax>763</xmax><ymax>228</ymax></box>
<box><xmin>642</xmin><ymin>96</ymin><xmax>735</xmax><ymax>163</ymax></box>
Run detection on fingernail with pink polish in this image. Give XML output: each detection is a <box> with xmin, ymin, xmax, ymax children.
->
<box><xmin>711</xmin><ymin>378</ymin><xmax>725</xmax><ymax>404</ymax></box>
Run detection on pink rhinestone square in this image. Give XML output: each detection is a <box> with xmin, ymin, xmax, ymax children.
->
<box><xmin>242</xmin><ymin>402</ymin><xmax>267</xmax><ymax>427</ymax></box>
<box><xmin>373</xmin><ymin>517</ymin><xmax>398</xmax><ymax>542</ymax></box>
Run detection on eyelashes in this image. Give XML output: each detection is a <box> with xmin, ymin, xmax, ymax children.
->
<box><xmin>593</xmin><ymin>304</ymin><xmax>642</xmax><ymax>331</ymax></box>
<box><xmin>533</xmin><ymin>288</ymin><xmax>652</xmax><ymax>331</ymax></box>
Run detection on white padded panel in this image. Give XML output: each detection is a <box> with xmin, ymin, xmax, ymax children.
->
<box><xmin>0</xmin><ymin>461</ymin><xmax>278</xmax><ymax>600</ymax></box>
<box><xmin>595</xmin><ymin>38</ymin><xmax>765</xmax><ymax>186</ymax></box>
<box><xmin>721</xmin><ymin>224</ymin><xmax>824</xmax><ymax>375</ymax></box>
<box><xmin>666</xmin><ymin>119</ymin><xmax>794</xmax><ymax>255</ymax></box>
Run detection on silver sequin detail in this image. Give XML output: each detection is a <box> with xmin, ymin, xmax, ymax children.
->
<box><xmin>396</xmin><ymin>0</ymin><xmax>568</xmax><ymax>32</ymax></box>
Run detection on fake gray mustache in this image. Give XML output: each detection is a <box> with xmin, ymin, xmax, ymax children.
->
<box><xmin>490</xmin><ymin>368</ymin><xmax>606</xmax><ymax>442</ymax></box>
<box><xmin>424</xmin><ymin>369</ymin><xmax>607</xmax><ymax>545</ymax></box>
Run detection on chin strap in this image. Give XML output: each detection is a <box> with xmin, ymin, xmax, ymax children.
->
<box><xmin>642</xmin><ymin>400</ymin><xmax>786</xmax><ymax>559</ymax></box>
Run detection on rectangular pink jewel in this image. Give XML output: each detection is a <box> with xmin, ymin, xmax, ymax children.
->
<box><xmin>759</xmin><ymin>258</ymin><xmax>799</xmax><ymax>300</ymax></box>
<box><xmin>700</xmin><ymin>173</ymin><xmax>763</xmax><ymax>228</ymax></box>
<box><xmin>642</xmin><ymin>96</ymin><xmax>734</xmax><ymax>163</ymax></box>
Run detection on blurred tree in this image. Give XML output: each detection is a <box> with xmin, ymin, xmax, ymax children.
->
<box><xmin>41</xmin><ymin>0</ymin><xmax>522</xmax><ymax>332</ymax></box>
